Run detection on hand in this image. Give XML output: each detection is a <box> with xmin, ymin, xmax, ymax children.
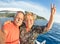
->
<box><xmin>4</xmin><ymin>20</ymin><xmax>11</xmax><ymax>25</ymax></box>
<box><xmin>51</xmin><ymin>4</ymin><xmax>56</xmax><ymax>15</ymax></box>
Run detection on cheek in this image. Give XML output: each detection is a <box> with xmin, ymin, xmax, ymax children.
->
<box><xmin>30</xmin><ymin>20</ymin><xmax>34</xmax><ymax>25</ymax></box>
<box><xmin>14</xmin><ymin>19</ymin><xmax>17</xmax><ymax>23</ymax></box>
<box><xmin>15</xmin><ymin>18</ymin><xmax>18</xmax><ymax>22</ymax></box>
<box><xmin>18</xmin><ymin>20</ymin><xmax>23</xmax><ymax>24</ymax></box>
<box><xmin>15</xmin><ymin>19</ymin><xmax>21</xmax><ymax>24</ymax></box>
<box><xmin>28</xmin><ymin>21</ymin><xmax>33</xmax><ymax>28</ymax></box>
<box><xmin>25</xmin><ymin>20</ymin><xmax>28</xmax><ymax>24</ymax></box>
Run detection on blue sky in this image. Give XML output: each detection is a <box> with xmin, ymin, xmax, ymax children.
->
<box><xmin>0</xmin><ymin>0</ymin><xmax>60</xmax><ymax>23</ymax></box>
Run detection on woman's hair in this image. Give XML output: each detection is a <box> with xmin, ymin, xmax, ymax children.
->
<box><xmin>24</xmin><ymin>12</ymin><xmax>36</xmax><ymax>21</ymax></box>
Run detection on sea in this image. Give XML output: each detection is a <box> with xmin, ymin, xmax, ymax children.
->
<box><xmin>0</xmin><ymin>17</ymin><xmax>60</xmax><ymax>44</ymax></box>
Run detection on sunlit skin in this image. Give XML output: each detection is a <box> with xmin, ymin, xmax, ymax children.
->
<box><xmin>3</xmin><ymin>4</ymin><xmax>56</xmax><ymax>44</ymax></box>
<box><xmin>25</xmin><ymin>15</ymin><xmax>34</xmax><ymax>32</ymax></box>
<box><xmin>3</xmin><ymin>12</ymin><xmax>24</xmax><ymax>44</ymax></box>
<box><xmin>25</xmin><ymin>4</ymin><xmax>56</xmax><ymax>32</ymax></box>
<box><xmin>14</xmin><ymin>13</ymin><xmax>24</xmax><ymax>27</ymax></box>
<box><xmin>0</xmin><ymin>30</ymin><xmax>5</xmax><ymax>44</ymax></box>
<box><xmin>4</xmin><ymin>12</ymin><xmax>24</xmax><ymax>27</ymax></box>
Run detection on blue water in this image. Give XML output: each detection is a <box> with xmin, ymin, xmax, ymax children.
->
<box><xmin>0</xmin><ymin>18</ymin><xmax>60</xmax><ymax>44</ymax></box>
<box><xmin>35</xmin><ymin>19</ymin><xmax>60</xmax><ymax>44</ymax></box>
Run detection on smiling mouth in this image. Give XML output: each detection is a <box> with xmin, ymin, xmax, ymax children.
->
<box><xmin>15</xmin><ymin>21</ymin><xmax>20</xmax><ymax>24</ymax></box>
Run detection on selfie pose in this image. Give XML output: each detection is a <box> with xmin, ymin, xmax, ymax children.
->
<box><xmin>2</xmin><ymin>11</ymin><xmax>24</xmax><ymax>44</ymax></box>
<box><xmin>20</xmin><ymin>4</ymin><xmax>56</xmax><ymax>44</ymax></box>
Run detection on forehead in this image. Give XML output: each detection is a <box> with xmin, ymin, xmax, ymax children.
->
<box><xmin>16</xmin><ymin>13</ymin><xmax>24</xmax><ymax>18</ymax></box>
<box><xmin>27</xmin><ymin>15</ymin><xmax>33</xmax><ymax>19</ymax></box>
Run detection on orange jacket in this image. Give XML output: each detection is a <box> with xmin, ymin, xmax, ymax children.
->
<box><xmin>3</xmin><ymin>22</ymin><xmax>19</xmax><ymax>44</ymax></box>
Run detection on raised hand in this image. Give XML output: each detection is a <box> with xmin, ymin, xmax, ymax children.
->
<box><xmin>51</xmin><ymin>4</ymin><xmax>56</xmax><ymax>15</ymax></box>
<box><xmin>4</xmin><ymin>20</ymin><xmax>11</xmax><ymax>25</ymax></box>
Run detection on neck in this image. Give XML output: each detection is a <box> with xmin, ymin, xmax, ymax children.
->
<box><xmin>26</xmin><ymin>27</ymin><xmax>31</xmax><ymax>32</ymax></box>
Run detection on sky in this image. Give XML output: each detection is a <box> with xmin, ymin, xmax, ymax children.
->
<box><xmin>0</xmin><ymin>0</ymin><xmax>60</xmax><ymax>23</ymax></box>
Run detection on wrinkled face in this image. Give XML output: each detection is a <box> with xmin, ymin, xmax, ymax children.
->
<box><xmin>14</xmin><ymin>13</ymin><xmax>24</xmax><ymax>27</ymax></box>
<box><xmin>25</xmin><ymin>15</ymin><xmax>34</xmax><ymax>29</ymax></box>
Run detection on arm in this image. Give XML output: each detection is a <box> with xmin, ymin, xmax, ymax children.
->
<box><xmin>0</xmin><ymin>30</ymin><xmax>5</xmax><ymax>44</ymax></box>
<box><xmin>44</xmin><ymin>4</ymin><xmax>56</xmax><ymax>31</ymax></box>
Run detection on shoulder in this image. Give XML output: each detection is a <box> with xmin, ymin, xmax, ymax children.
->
<box><xmin>20</xmin><ymin>22</ymin><xmax>26</xmax><ymax>30</ymax></box>
<box><xmin>32</xmin><ymin>25</ymin><xmax>46</xmax><ymax>33</ymax></box>
<box><xmin>3</xmin><ymin>20</ymin><xmax>12</xmax><ymax>29</ymax></box>
<box><xmin>4</xmin><ymin>20</ymin><xmax>11</xmax><ymax>25</ymax></box>
<box><xmin>2</xmin><ymin>21</ymin><xmax>12</xmax><ymax>34</ymax></box>
<box><xmin>33</xmin><ymin>25</ymin><xmax>46</xmax><ymax>30</ymax></box>
<box><xmin>20</xmin><ymin>25</ymin><xmax>26</xmax><ymax>31</ymax></box>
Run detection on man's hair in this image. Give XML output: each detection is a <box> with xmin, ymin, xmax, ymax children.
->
<box><xmin>15</xmin><ymin>11</ymin><xmax>24</xmax><ymax>17</ymax></box>
<box><xmin>24</xmin><ymin>12</ymin><xmax>36</xmax><ymax>21</ymax></box>
<box><xmin>17</xmin><ymin>11</ymin><xmax>24</xmax><ymax>15</ymax></box>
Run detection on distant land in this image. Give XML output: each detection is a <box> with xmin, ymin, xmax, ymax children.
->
<box><xmin>0</xmin><ymin>10</ymin><xmax>47</xmax><ymax>20</ymax></box>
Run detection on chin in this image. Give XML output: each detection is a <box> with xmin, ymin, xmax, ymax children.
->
<box><xmin>15</xmin><ymin>24</ymin><xmax>20</xmax><ymax>27</ymax></box>
<box><xmin>17</xmin><ymin>24</ymin><xmax>21</xmax><ymax>26</ymax></box>
<box><xmin>28</xmin><ymin>26</ymin><xmax>32</xmax><ymax>29</ymax></box>
<box><xmin>18</xmin><ymin>24</ymin><xmax>22</xmax><ymax>26</ymax></box>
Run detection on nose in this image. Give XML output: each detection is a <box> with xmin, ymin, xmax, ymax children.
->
<box><xmin>18</xmin><ymin>19</ymin><xmax>20</xmax><ymax>21</ymax></box>
<box><xmin>18</xmin><ymin>18</ymin><xmax>21</xmax><ymax>22</ymax></box>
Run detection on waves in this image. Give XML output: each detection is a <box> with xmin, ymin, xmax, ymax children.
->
<box><xmin>0</xmin><ymin>18</ymin><xmax>60</xmax><ymax>44</ymax></box>
<box><xmin>36</xmin><ymin>20</ymin><xmax>60</xmax><ymax>44</ymax></box>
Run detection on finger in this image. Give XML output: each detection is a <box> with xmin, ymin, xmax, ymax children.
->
<box><xmin>51</xmin><ymin>3</ymin><xmax>54</xmax><ymax>8</ymax></box>
<box><xmin>51</xmin><ymin>4</ymin><xmax>56</xmax><ymax>11</ymax></box>
<box><xmin>53</xmin><ymin>4</ymin><xmax>56</xmax><ymax>12</ymax></box>
<box><xmin>54</xmin><ymin>7</ymin><xmax>56</xmax><ymax>13</ymax></box>
<box><xmin>53</xmin><ymin>4</ymin><xmax>55</xmax><ymax>7</ymax></box>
